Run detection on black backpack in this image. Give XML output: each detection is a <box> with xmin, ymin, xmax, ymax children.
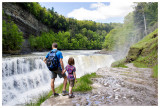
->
<box><xmin>46</xmin><ymin>50</ymin><xmax>59</xmax><ymax>71</ymax></box>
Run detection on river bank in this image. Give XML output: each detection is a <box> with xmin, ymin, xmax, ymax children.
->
<box><xmin>41</xmin><ymin>63</ymin><xmax>158</xmax><ymax>106</ymax></box>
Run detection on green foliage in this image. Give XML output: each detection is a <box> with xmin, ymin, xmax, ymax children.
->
<box><xmin>103</xmin><ymin>12</ymin><xmax>136</xmax><ymax>51</ymax></box>
<box><xmin>73</xmin><ymin>73</ymin><xmax>98</xmax><ymax>92</ymax></box>
<box><xmin>134</xmin><ymin>2</ymin><xmax>158</xmax><ymax>32</ymax></box>
<box><xmin>102</xmin><ymin>29</ymin><xmax>118</xmax><ymax>50</ymax></box>
<box><xmin>28</xmin><ymin>29</ymin><xmax>107</xmax><ymax>50</ymax></box>
<box><xmin>132</xmin><ymin>46</ymin><xmax>157</xmax><ymax>68</ymax></box>
<box><xmin>2</xmin><ymin>20</ymin><xmax>24</xmax><ymax>51</ymax></box>
<box><xmin>131</xmin><ymin>29</ymin><xmax>158</xmax><ymax>48</ymax></box>
<box><xmin>126</xmin><ymin>29</ymin><xmax>158</xmax><ymax>64</ymax></box>
<box><xmin>29</xmin><ymin>31</ymin><xmax>56</xmax><ymax>51</ymax></box>
<box><xmin>153</xmin><ymin>65</ymin><xmax>158</xmax><ymax>78</ymax></box>
<box><xmin>111</xmin><ymin>59</ymin><xmax>128</xmax><ymax>68</ymax></box>
<box><xmin>28</xmin><ymin>35</ymin><xmax>37</xmax><ymax>50</ymax></box>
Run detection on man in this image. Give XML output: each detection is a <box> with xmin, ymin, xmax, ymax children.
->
<box><xmin>43</xmin><ymin>43</ymin><xmax>68</xmax><ymax>96</ymax></box>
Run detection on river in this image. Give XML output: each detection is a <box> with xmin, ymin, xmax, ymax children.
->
<box><xmin>2</xmin><ymin>50</ymin><xmax>115</xmax><ymax>106</ymax></box>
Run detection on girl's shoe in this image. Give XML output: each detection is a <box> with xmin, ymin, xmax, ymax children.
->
<box><xmin>62</xmin><ymin>90</ymin><xmax>69</xmax><ymax>96</ymax></box>
<box><xmin>69</xmin><ymin>94</ymin><xmax>75</xmax><ymax>98</ymax></box>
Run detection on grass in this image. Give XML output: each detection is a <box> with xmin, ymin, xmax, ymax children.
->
<box><xmin>55</xmin><ymin>72</ymin><xmax>101</xmax><ymax>93</ymax></box>
<box><xmin>153</xmin><ymin>64</ymin><xmax>158</xmax><ymax>78</ymax></box>
<box><xmin>25</xmin><ymin>92</ymin><xmax>51</xmax><ymax>106</ymax></box>
<box><xmin>126</xmin><ymin>29</ymin><xmax>158</xmax><ymax>62</ymax></box>
<box><xmin>25</xmin><ymin>72</ymin><xmax>101</xmax><ymax>106</ymax></box>
<box><xmin>131</xmin><ymin>29</ymin><xmax>158</xmax><ymax>49</ymax></box>
<box><xmin>111</xmin><ymin>58</ymin><xmax>128</xmax><ymax>68</ymax></box>
<box><xmin>132</xmin><ymin>51</ymin><xmax>157</xmax><ymax>68</ymax></box>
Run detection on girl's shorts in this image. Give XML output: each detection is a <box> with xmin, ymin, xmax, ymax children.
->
<box><xmin>68</xmin><ymin>79</ymin><xmax>75</xmax><ymax>87</ymax></box>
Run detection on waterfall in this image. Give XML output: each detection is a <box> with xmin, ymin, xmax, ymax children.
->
<box><xmin>2</xmin><ymin>53</ymin><xmax>115</xmax><ymax>106</ymax></box>
<box><xmin>2</xmin><ymin>57</ymin><xmax>51</xmax><ymax>105</ymax></box>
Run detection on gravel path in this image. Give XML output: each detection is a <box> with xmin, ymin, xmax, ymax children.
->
<box><xmin>41</xmin><ymin>63</ymin><xmax>158</xmax><ymax>106</ymax></box>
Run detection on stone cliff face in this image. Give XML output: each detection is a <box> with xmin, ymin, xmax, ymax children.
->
<box><xmin>3</xmin><ymin>3</ymin><xmax>49</xmax><ymax>38</ymax></box>
<box><xmin>3</xmin><ymin>3</ymin><xmax>50</xmax><ymax>53</ymax></box>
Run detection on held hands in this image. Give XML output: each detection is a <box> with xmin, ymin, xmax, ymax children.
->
<box><xmin>61</xmin><ymin>70</ymin><xmax>64</xmax><ymax>75</ymax></box>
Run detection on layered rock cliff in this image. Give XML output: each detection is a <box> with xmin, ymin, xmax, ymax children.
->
<box><xmin>3</xmin><ymin>3</ymin><xmax>49</xmax><ymax>38</ymax></box>
<box><xmin>3</xmin><ymin>3</ymin><xmax>50</xmax><ymax>53</ymax></box>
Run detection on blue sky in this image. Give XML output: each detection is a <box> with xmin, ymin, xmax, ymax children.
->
<box><xmin>39</xmin><ymin>2</ymin><xmax>133</xmax><ymax>23</ymax></box>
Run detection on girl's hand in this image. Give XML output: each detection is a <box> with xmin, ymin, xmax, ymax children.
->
<box><xmin>62</xmin><ymin>69</ymin><xmax>66</xmax><ymax>75</ymax></box>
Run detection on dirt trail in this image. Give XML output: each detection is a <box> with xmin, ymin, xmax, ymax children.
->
<box><xmin>41</xmin><ymin>63</ymin><xmax>158</xmax><ymax>106</ymax></box>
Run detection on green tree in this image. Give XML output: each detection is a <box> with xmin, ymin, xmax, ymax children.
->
<box><xmin>3</xmin><ymin>20</ymin><xmax>24</xmax><ymax>51</ymax></box>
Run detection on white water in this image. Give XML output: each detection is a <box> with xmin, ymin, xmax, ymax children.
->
<box><xmin>2</xmin><ymin>50</ymin><xmax>115</xmax><ymax>106</ymax></box>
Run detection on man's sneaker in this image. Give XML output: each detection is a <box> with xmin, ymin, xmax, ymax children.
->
<box><xmin>62</xmin><ymin>91</ymin><xmax>69</xmax><ymax>96</ymax></box>
<box><xmin>51</xmin><ymin>93</ymin><xmax>59</xmax><ymax>97</ymax></box>
<box><xmin>68</xmin><ymin>94</ymin><xmax>75</xmax><ymax>98</ymax></box>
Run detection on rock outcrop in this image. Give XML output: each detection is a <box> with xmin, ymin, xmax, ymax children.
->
<box><xmin>3</xmin><ymin>3</ymin><xmax>49</xmax><ymax>39</ymax></box>
<box><xmin>2</xmin><ymin>3</ymin><xmax>51</xmax><ymax>54</ymax></box>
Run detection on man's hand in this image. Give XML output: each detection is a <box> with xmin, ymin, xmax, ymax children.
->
<box><xmin>60</xmin><ymin>59</ymin><xmax>64</xmax><ymax>70</ymax></box>
<box><xmin>43</xmin><ymin>58</ymin><xmax>47</xmax><ymax>64</ymax></box>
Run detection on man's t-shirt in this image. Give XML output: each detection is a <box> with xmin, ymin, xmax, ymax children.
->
<box><xmin>45</xmin><ymin>49</ymin><xmax>63</xmax><ymax>70</ymax></box>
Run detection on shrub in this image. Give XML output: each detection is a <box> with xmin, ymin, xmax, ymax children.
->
<box><xmin>3</xmin><ymin>20</ymin><xmax>24</xmax><ymax>51</ymax></box>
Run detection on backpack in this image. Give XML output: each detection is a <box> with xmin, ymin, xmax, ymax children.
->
<box><xmin>46</xmin><ymin>50</ymin><xmax>59</xmax><ymax>71</ymax></box>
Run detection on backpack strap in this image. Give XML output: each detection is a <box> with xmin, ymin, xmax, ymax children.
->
<box><xmin>50</xmin><ymin>50</ymin><xmax>58</xmax><ymax>53</ymax></box>
<box><xmin>55</xmin><ymin>50</ymin><xmax>58</xmax><ymax>53</ymax></box>
<box><xmin>50</xmin><ymin>50</ymin><xmax>59</xmax><ymax>58</ymax></box>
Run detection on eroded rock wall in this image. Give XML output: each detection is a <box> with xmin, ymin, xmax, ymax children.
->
<box><xmin>2</xmin><ymin>3</ymin><xmax>51</xmax><ymax>54</ymax></box>
<box><xmin>2</xmin><ymin>3</ymin><xmax>49</xmax><ymax>38</ymax></box>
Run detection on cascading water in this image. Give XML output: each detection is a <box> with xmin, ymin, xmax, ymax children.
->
<box><xmin>2</xmin><ymin>57</ymin><xmax>51</xmax><ymax>105</ymax></box>
<box><xmin>2</xmin><ymin>50</ymin><xmax>115</xmax><ymax>106</ymax></box>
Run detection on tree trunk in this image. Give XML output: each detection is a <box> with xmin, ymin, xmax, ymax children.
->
<box><xmin>142</xmin><ymin>7</ymin><xmax>147</xmax><ymax>36</ymax></box>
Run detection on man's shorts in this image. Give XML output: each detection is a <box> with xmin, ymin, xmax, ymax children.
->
<box><xmin>50</xmin><ymin>67</ymin><xmax>66</xmax><ymax>79</ymax></box>
<box><xmin>68</xmin><ymin>79</ymin><xmax>75</xmax><ymax>87</ymax></box>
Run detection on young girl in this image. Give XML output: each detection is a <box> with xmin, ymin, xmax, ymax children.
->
<box><xmin>62</xmin><ymin>57</ymin><xmax>77</xmax><ymax>98</ymax></box>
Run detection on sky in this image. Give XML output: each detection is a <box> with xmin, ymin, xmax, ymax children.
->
<box><xmin>39</xmin><ymin>2</ymin><xmax>134</xmax><ymax>23</ymax></box>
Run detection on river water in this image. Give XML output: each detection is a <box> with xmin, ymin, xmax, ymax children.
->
<box><xmin>2</xmin><ymin>50</ymin><xmax>115</xmax><ymax>106</ymax></box>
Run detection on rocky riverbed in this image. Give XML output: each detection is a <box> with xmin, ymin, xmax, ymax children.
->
<box><xmin>41</xmin><ymin>63</ymin><xmax>158</xmax><ymax>106</ymax></box>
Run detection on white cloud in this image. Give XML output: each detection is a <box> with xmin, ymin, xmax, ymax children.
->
<box><xmin>67</xmin><ymin>2</ymin><xmax>134</xmax><ymax>22</ymax></box>
<box><xmin>90</xmin><ymin>2</ymin><xmax>106</xmax><ymax>9</ymax></box>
